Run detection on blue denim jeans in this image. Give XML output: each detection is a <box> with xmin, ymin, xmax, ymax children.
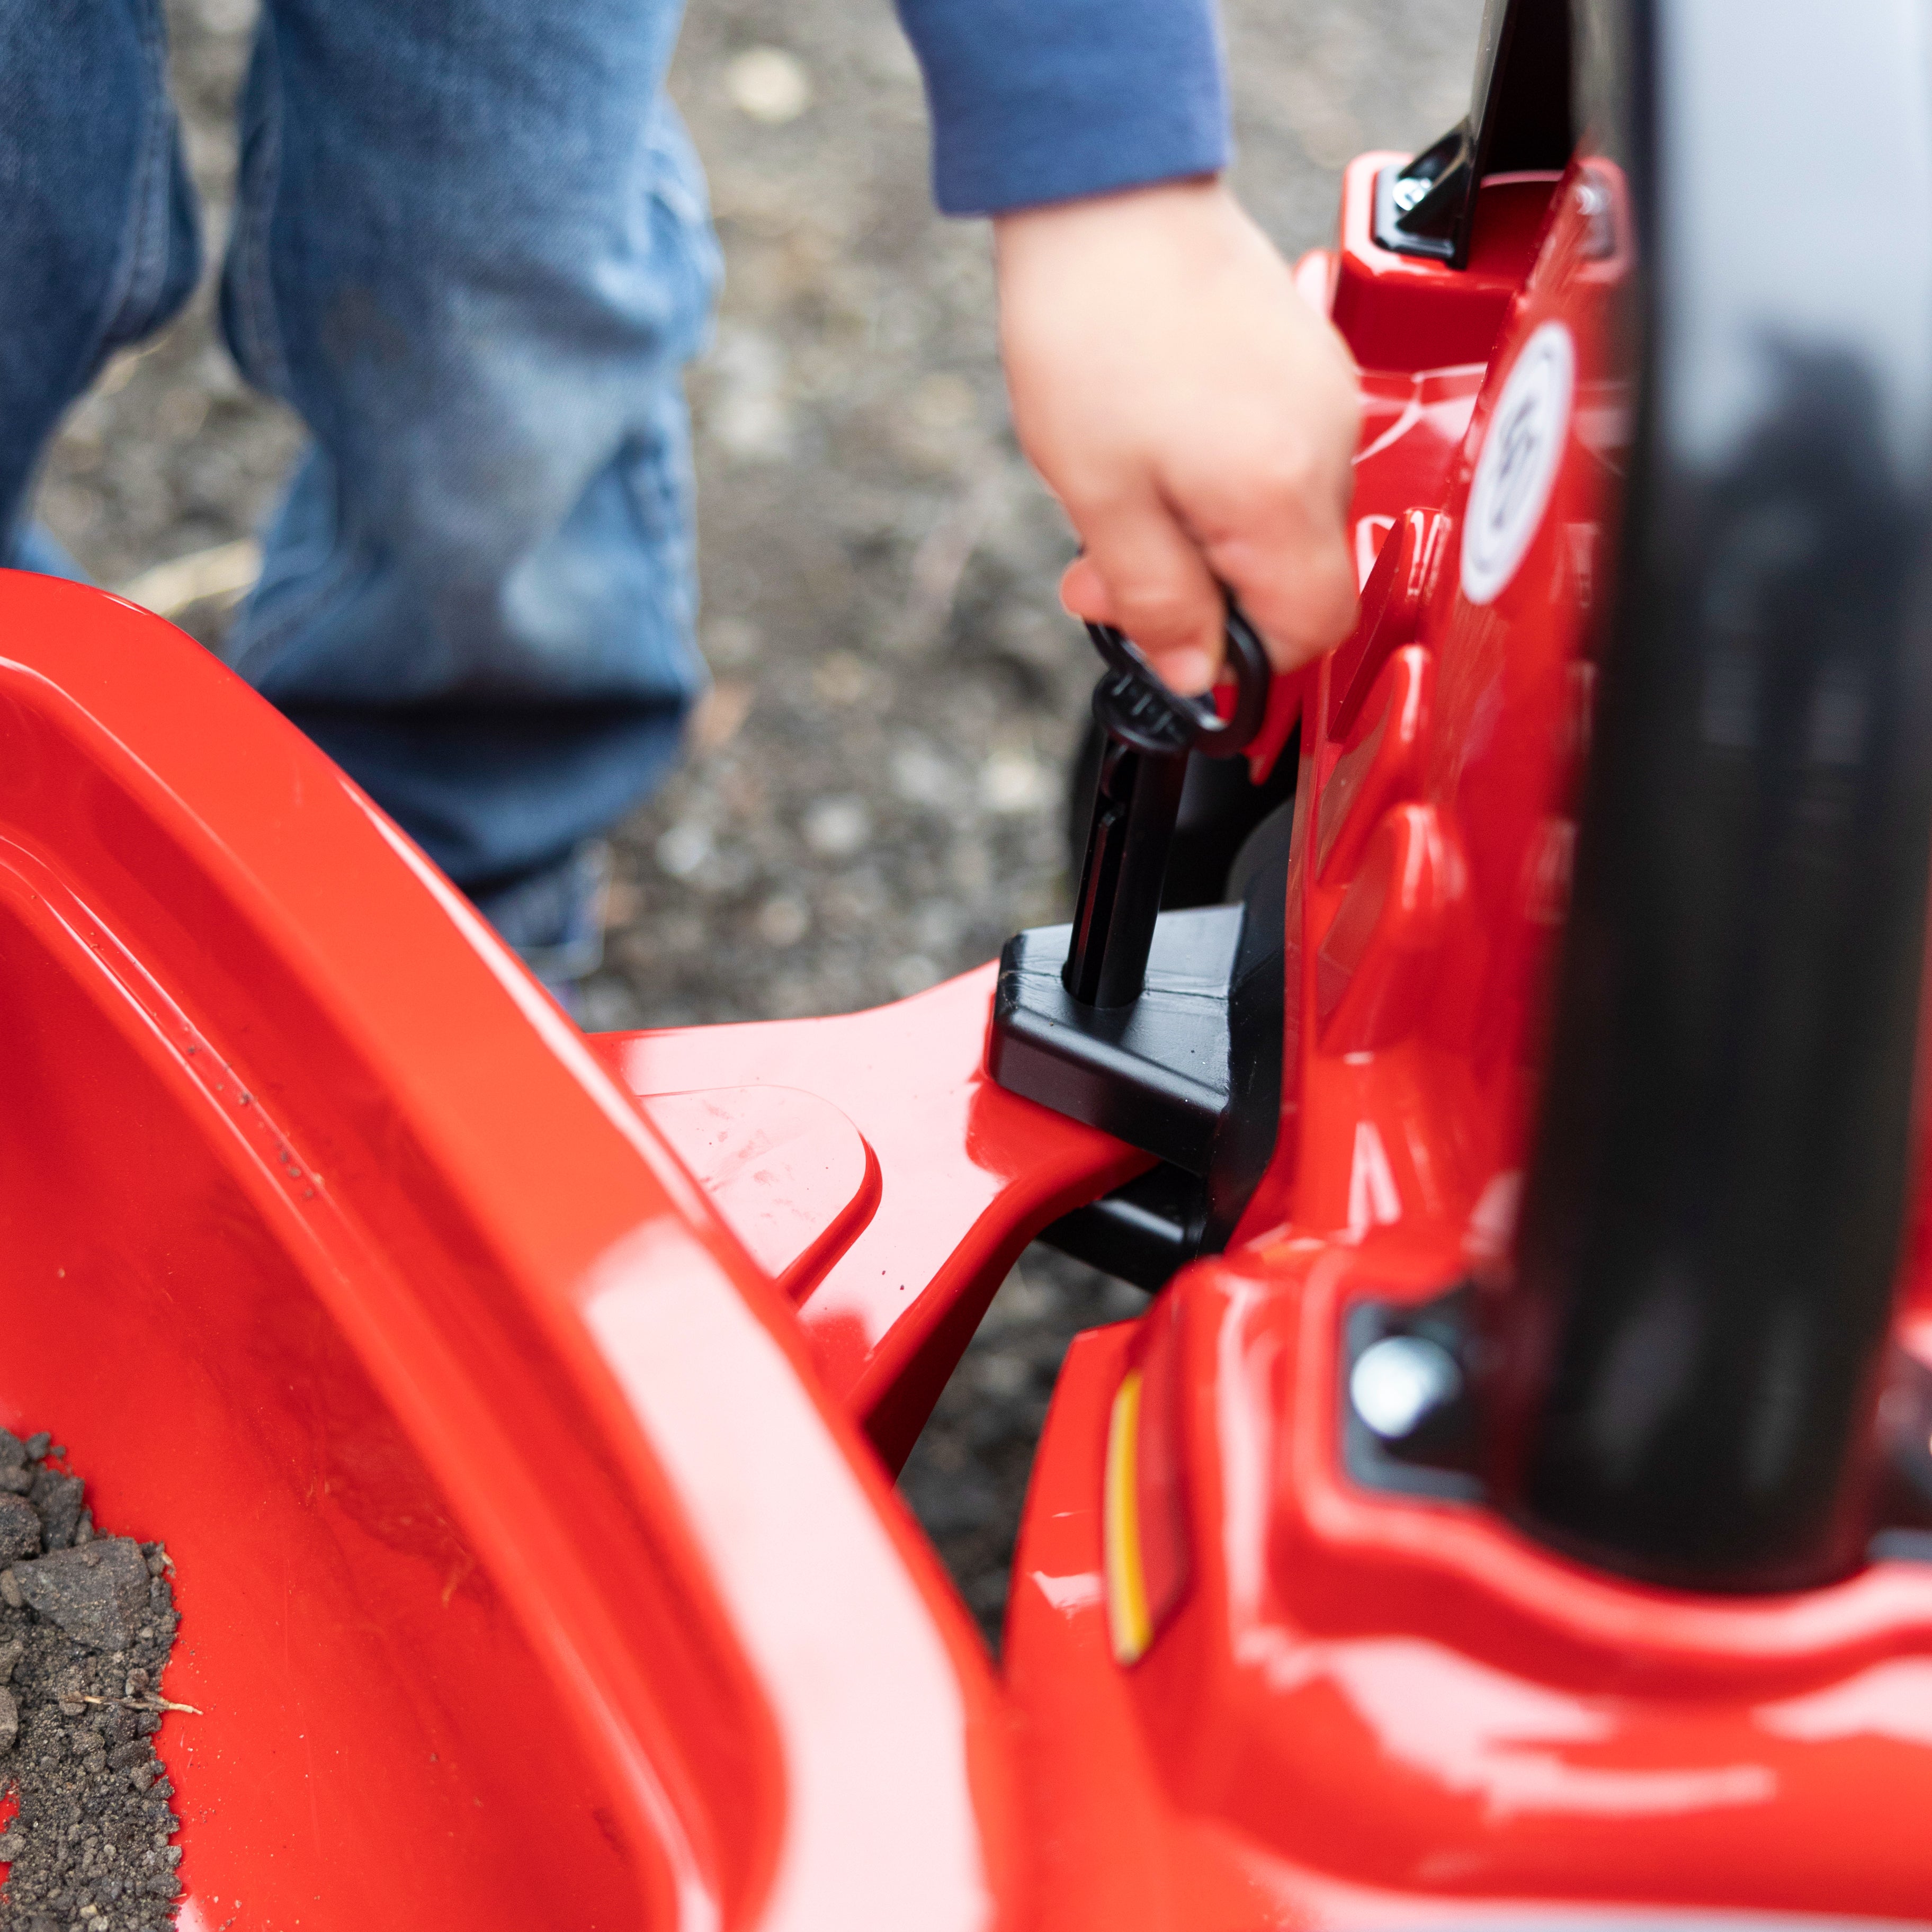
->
<box><xmin>0</xmin><ymin>0</ymin><xmax>718</xmax><ymax>897</ymax></box>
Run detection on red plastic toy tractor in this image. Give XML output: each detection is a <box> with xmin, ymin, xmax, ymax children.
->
<box><xmin>6</xmin><ymin>0</ymin><xmax>1932</xmax><ymax>1924</ymax></box>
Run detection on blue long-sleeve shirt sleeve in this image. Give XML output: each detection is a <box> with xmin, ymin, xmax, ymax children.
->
<box><xmin>892</xmin><ymin>0</ymin><xmax>1231</xmax><ymax>217</ymax></box>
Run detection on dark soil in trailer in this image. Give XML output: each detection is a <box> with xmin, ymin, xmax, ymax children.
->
<box><xmin>0</xmin><ymin>1433</ymin><xmax>183</xmax><ymax>1931</ymax></box>
<box><xmin>33</xmin><ymin>0</ymin><xmax>1479</xmax><ymax>1646</ymax></box>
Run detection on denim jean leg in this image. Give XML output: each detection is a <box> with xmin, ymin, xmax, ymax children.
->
<box><xmin>0</xmin><ymin>0</ymin><xmax>201</xmax><ymax>567</ymax></box>
<box><xmin>218</xmin><ymin>0</ymin><xmax>721</xmax><ymax>894</ymax></box>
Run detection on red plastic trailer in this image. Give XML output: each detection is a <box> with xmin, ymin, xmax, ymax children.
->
<box><xmin>5</xmin><ymin>0</ymin><xmax>1932</xmax><ymax>1924</ymax></box>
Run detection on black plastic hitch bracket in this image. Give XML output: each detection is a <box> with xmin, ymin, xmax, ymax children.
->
<box><xmin>1035</xmin><ymin>1160</ymin><xmax>1209</xmax><ymax>1294</ymax></box>
<box><xmin>990</xmin><ymin>605</ymin><xmax>1287</xmax><ymax>1290</ymax></box>
<box><xmin>994</xmin><ymin>906</ymin><xmax>1241</xmax><ymax>1176</ymax></box>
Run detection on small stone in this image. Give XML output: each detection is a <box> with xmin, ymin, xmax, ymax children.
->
<box><xmin>888</xmin><ymin>953</ymin><xmax>940</xmax><ymax>997</ymax></box>
<box><xmin>22</xmin><ymin>1433</ymin><xmax>50</xmax><ymax>1460</ymax></box>
<box><xmin>0</xmin><ymin>1493</ymin><xmax>41</xmax><ymax>1561</ymax></box>
<box><xmin>0</xmin><ymin>1823</ymin><xmax>24</xmax><ymax>1861</ymax></box>
<box><xmin>0</xmin><ymin>1428</ymin><xmax>25</xmax><ymax>1470</ymax></box>
<box><xmin>28</xmin><ymin>1468</ymin><xmax>84</xmax><ymax>1550</ymax></box>
<box><xmin>756</xmin><ymin>893</ymin><xmax>810</xmax><ymax>948</ymax></box>
<box><xmin>0</xmin><ymin>1636</ymin><xmax>22</xmax><ymax>1683</ymax></box>
<box><xmin>0</xmin><ymin>1466</ymin><xmax>33</xmax><ymax>1493</ymax></box>
<box><xmin>71</xmin><ymin>1509</ymin><xmax>94</xmax><ymax>1546</ymax></box>
<box><xmin>803</xmin><ymin>795</ymin><xmax>871</xmax><ymax>858</ymax></box>
<box><xmin>15</xmin><ymin>1541</ymin><xmax>149</xmax><ymax>1651</ymax></box>
<box><xmin>980</xmin><ymin>747</ymin><xmax>1051</xmax><ymax>815</ymax></box>
<box><xmin>0</xmin><ymin>1569</ymin><xmax>21</xmax><ymax>1608</ymax></box>
<box><xmin>655</xmin><ymin>820</ymin><xmax>713</xmax><ymax>880</ymax></box>
<box><xmin>725</xmin><ymin>45</ymin><xmax>813</xmax><ymax>124</ymax></box>
<box><xmin>0</xmin><ymin>1683</ymin><xmax>16</xmax><ymax>1752</ymax></box>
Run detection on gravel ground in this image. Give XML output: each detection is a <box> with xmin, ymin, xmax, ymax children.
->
<box><xmin>31</xmin><ymin>0</ymin><xmax>1481</xmax><ymax>1647</ymax></box>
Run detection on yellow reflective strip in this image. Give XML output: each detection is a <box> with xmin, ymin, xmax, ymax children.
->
<box><xmin>1104</xmin><ymin>1368</ymin><xmax>1153</xmax><ymax>1665</ymax></box>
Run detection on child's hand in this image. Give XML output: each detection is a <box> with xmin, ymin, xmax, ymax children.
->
<box><xmin>994</xmin><ymin>177</ymin><xmax>1360</xmax><ymax>694</ymax></box>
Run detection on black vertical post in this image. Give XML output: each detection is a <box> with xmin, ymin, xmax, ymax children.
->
<box><xmin>1492</xmin><ymin>0</ymin><xmax>1932</xmax><ymax>1589</ymax></box>
<box><xmin>1063</xmin><ymin>740</ymin><xmax>1188</xmax><ymax>1010</ymax></box>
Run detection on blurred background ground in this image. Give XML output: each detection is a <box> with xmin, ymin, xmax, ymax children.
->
<box><xmin>32</xmin><ymin>0</ymin><xmax>1481</xmax><ymax>1646</ymax></box>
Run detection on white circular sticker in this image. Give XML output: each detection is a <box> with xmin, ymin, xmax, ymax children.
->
<box><xmin>1460</xmin><ymin>321</ymin><xmax>1576</xmax><ymax>606</ymax></box>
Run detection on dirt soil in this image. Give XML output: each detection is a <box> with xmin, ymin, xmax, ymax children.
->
<box><xmin>0</xmin><ymin>1433</ymin><xmax>183</xmax><ymax>1932</ymax></box>
<box><xmin>33</xmin><ymin>0</ymin><xmax>1479</xmax><ymax>1645</ymax></box>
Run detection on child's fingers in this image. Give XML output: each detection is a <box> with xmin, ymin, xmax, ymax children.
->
<box><xmin>1066</xmin><ymin>459</ymin><xmax>1359</xmax><ymax>686</ymax></box>
<box><xmin>1199</xmin><ymin>495</ymin><xmax>1359</xmax><ymax>676</ymax></box>
<box><xmin>1059</xmin><ymin>496</ymin><xmax>1225</xmax><ymax>694</ymax></box>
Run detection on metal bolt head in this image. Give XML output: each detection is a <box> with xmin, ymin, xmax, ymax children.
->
<box><xmin>1350</xmin><ymin>1335</ymin><xmax>1462</xmax><ymax>1440</ymax></box>
<box><xmin>1391</xmin><ymin>174</ymin><xmax>1432</xmax><ymax>216</ymax></box>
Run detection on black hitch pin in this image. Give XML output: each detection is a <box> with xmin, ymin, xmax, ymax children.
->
<box><xmin>1062</xmin><ymin>607</ymin><xmax>1272</xmax><ymax>1009</ymax></box>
